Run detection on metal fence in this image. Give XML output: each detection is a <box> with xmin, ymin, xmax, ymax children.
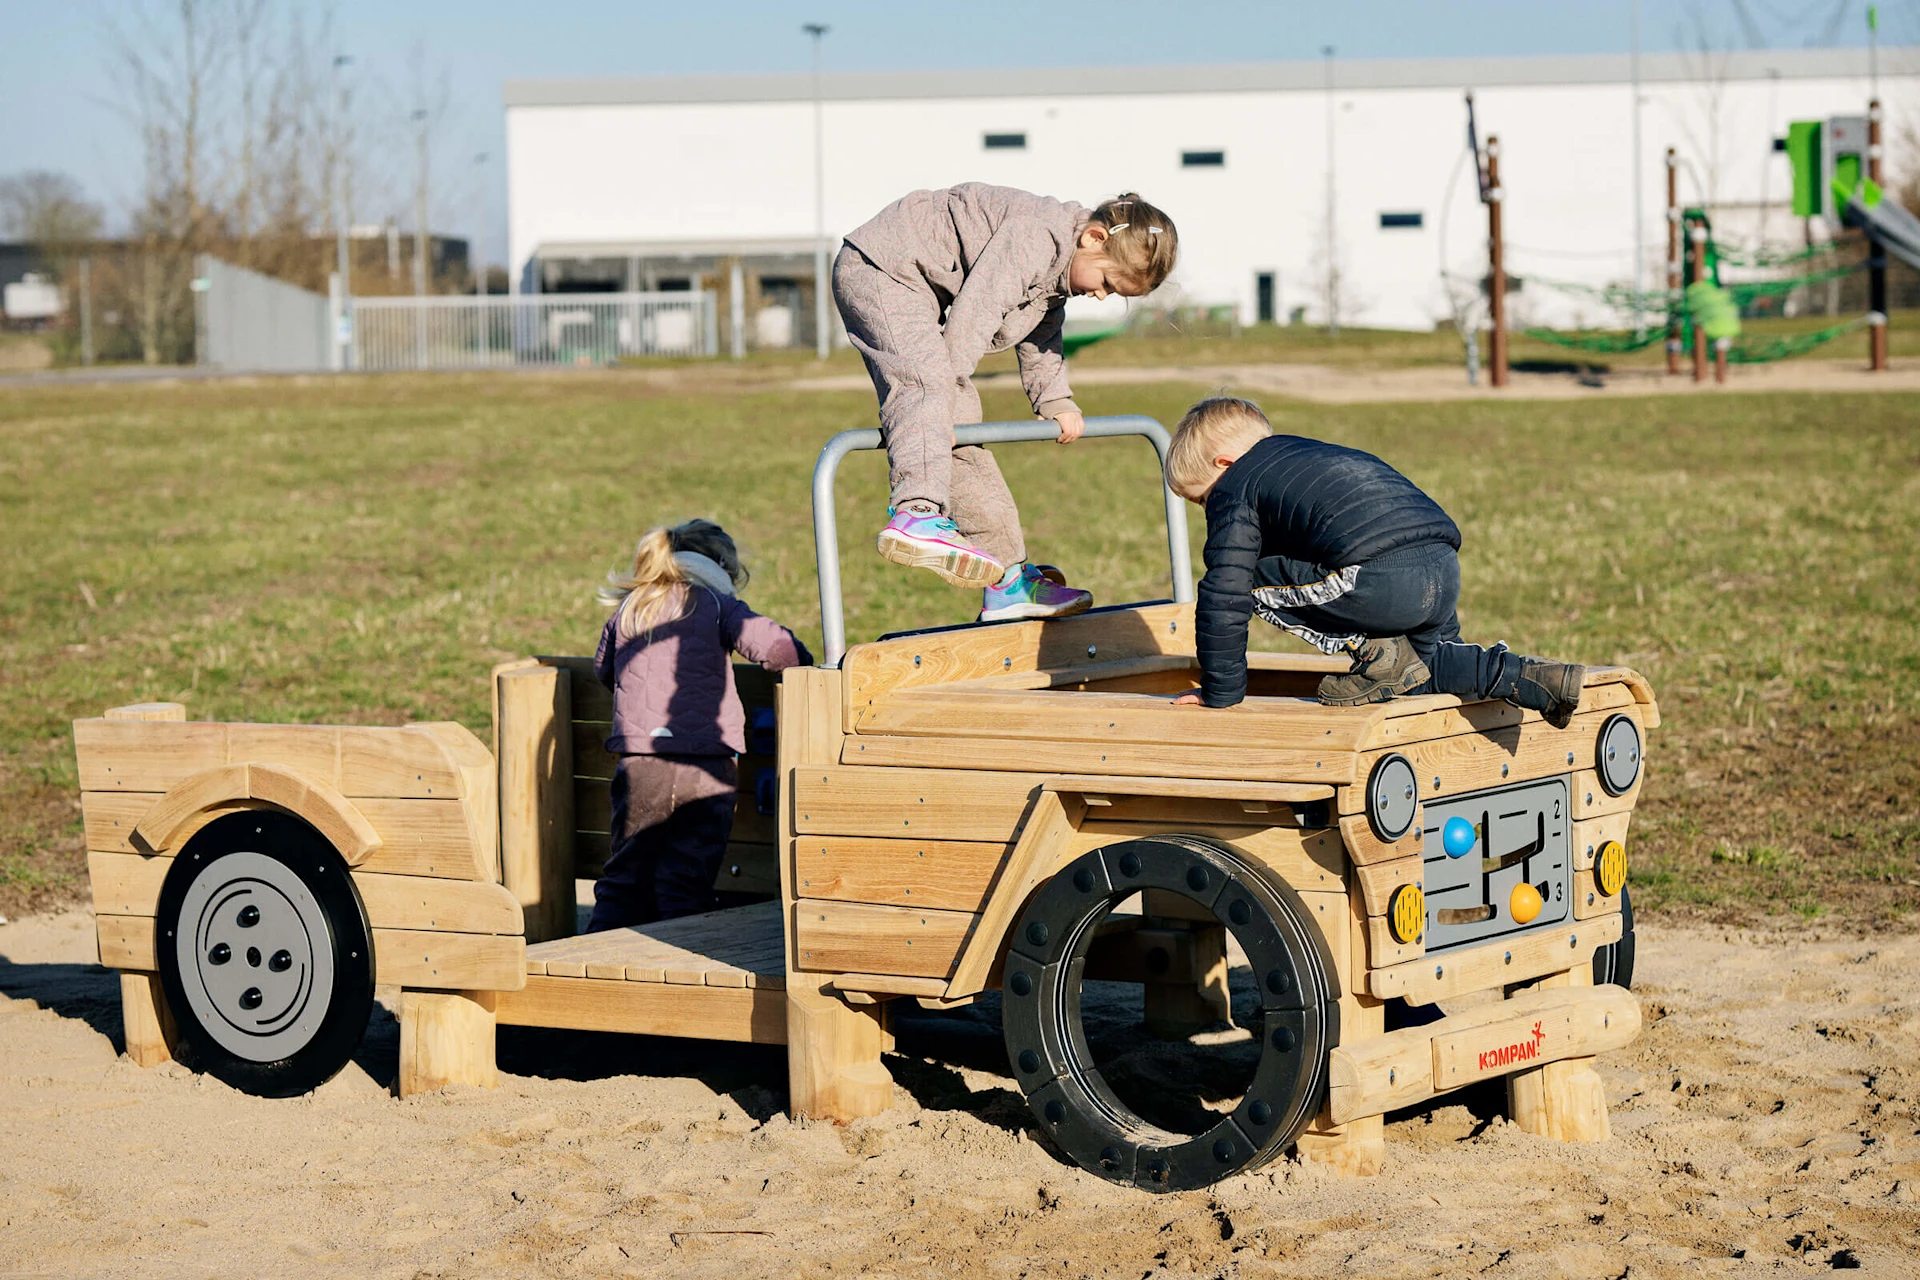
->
<box><xmin>349</xmin><ymin>291</ymin><xmax>719</xmax><ymax>370</ymax></box>
<box><xmin>194</xmin><ymin>254</ymin><xmax>332</xmax><ymax>372</ymax></box>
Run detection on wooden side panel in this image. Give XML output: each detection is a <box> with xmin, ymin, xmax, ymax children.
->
<box><xmin>353</xmin><ymin>874</ymin><xmax>524</xmax><ymax>934</ymax></box>
<box><xmin>74</xmin><ymin>718</ymin><xmax>467</xmax><ymax>798</ymax></box>
<box><xmin>417</xmin><ymin>722</ymin><xmax>500</xmax><ymax>882</ymax></box>
<box><xmin>1571</xmin><ymin>812</ymin><xmax>1633</xmax><ymax>871</ymax></box>
<box><xmin>494</xmin><ymin>974</ymin><xmax>786</xmax><ymax>1044</ymax></box>
<box><xmin>105</xmin><ymin>702</ymin><xmax>187</xmax><ymax>722</ymax></box>
<box><xmin>1364</xmin><ymin>913</ymin><xmax>1423</xmax><ymax>969</ymax></box>
<box><xmin>98</xmin><ymin>915</ymin><xmax>156</xmax><ymax>969</ymax></box>
<box><xmin>88</xmin><ymin>851</ymin><xmax>168</xmax><ymax>916</ymax></box>
<box><xmin>1339</xmin><ymin>708</ymin><xmax>1638</xmax><ymax>816</ymax></box>
<box><xmin>792</xmin><ymin>837</ymin><xmax>1012</xmax><ymax>912</ymax></box>
<box><xmin>792</xmin><ymin>765</ymin><xmax>1040</xmax><ymax>843</ymax></box>
<box><xmin>1571</xmin><ymin>868</ymin><xmax>1623</xmax><ymax>920</ymax></box>
<box><xmin>371</xmin><ymin>928</ymin><xmax>526</xmax><ymax>992</ymax></box>
<box><xmin>1571</xmin><ymin>768</ymin><xmax>1641</xmax><ymax>820</ymax></box>
<box><xmin>353</xmin><ymin>798</ymin><xmax>491</xmax><ymax>879</ymax></box>
<box><xmin>1368</xmin><ymin>915</ymin><xmax>1623</xmax><ymax>1005</ymax></box>
<box><xmin>1431</xmin><ymin>984</ymin><xmax>1639</xmax><ymax>1092</ymax></box>
<box><xmin>1337</xmin><ymin>812</ymin><xmax>1426</xmax><ymax>868</ymax></box>
<box><xmin>841</xmin><ymin>732</ymin><xmax>1357</xmax><ymax>785</ymax></box>
<box><xmin>1360</xmin><ymin>682</ymin><xmax>1637</xmax><ymax>749</ymax></box>
<box><xmin>1350</xmin><ymin>855</ymin><xmax>1423</xmax><ymax>920</ymax></box>
<box><xmin>793</xmin><ymin>900</ymin><xmax>976</xmax><ymax>979</ymax></box>
<box><xmin>1071</xmin><ymin>821</ymin><xmax>1347</xmax><ymax>894</ymax></box>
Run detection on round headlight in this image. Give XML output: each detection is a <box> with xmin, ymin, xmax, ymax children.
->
<box><xmin>1596</xmin><ymin>714</ymin><xmax>1642</xmax><ymax>797</ymax></box>
<box><xmin>1367</xmin><ymin>753</ymin><xmax>1419</xmax><ymax>843</ymax></box>
<box><xmin>1388</xmin><ymin>883</ymin><xmax>1426</xmax><ymax>943</ymax></box>
<box><xmin>1596</xmin><ymin>840</ymin><xmax>1628</xmax><ymax>897</ymax></box>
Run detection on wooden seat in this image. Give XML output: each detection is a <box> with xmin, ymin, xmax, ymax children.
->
<box><xmin>523</xmin><ymin>899</ymin><xmax>785</xmax><ymax>990</ymax></box>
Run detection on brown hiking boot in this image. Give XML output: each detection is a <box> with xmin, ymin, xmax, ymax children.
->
<box><xmin>1318</xmin><ymin>636</ymin><xmax>1432</xmax><ymax>706</ymax></box>
<box><xmin>1511</xmin><ymin>658</ymin><xmax>1586</xmax><ymax>729</ymax></box>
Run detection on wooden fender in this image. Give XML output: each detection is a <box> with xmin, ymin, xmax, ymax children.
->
<box><xmin>132</xmin><ymin>763</ymin><xmax>382</xmax><ymax>864</ymax></box>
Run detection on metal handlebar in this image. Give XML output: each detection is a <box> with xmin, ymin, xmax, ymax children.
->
<box><xmin>811</xmin><ymin>415</ymin><xmax>1194</xmax><ymax>668</ymax></box>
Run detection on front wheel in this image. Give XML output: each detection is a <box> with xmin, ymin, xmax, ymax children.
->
<box><xmin>1589</xmin><ymin>885</ymin><xmax>1635</xmax><ymax>989</ymax></box>
<box><xmin>155</xmin><ymin>810</ymin><xmax>375</xmax><ymax>1097</ymax></box>
<box><xmin>1001</xmin><ymin>835</ymin><xmax>1338</xmax><ymax>1192</ymax></box>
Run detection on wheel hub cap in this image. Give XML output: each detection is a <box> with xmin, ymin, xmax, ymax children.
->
<box><xmin>174</xmin><ymin>851</ymin><xmax>334</xmax><ymax>1062</ymax></box>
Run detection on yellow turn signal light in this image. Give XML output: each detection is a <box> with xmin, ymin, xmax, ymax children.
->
<box><xmin>1509</xmin><ymin>882</ymin><xmax>1544</xmax><ymax>924</ymax></box>
<box><xmin>1388</xmin><ymin>883</ymin><xmax>1425</xmax><ymax>944</ymax></box>
<box><xmin>1596</xmin><ymin>840</ymin><xmax>1628</xmax><ymax>898</ymax></box>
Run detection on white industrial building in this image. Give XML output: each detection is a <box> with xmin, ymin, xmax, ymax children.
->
<box><xmin>504</xmin><ymin>47</ymin><xmax>1915</xmax><ymax>342</ymax></box>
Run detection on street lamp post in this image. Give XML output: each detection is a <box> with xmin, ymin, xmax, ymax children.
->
<box><xmin>473</xmin><ymin>152</ymin><xmax>489</xmax><ymax>297</ymax></box>
<box><xmin>804</xmin><ymin>22</ymin><xmax>830</xmax><ymax>360</ymax></box>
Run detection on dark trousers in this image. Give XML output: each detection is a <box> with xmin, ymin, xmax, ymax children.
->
<box><xmin>587</xmin><ymin>753</ymin><xmax>738</xmax><ymax>932</ymax></box>
<box><xmin>1251</xmin><ymin>542</ymin><xmax>1526</xmax><ymax>701</ymax></box>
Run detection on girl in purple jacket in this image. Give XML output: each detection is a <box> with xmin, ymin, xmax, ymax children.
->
<box><xmin>587</xmin><ymin>519</ymin><xmax>811</xmax><ymax>931</ymax></box>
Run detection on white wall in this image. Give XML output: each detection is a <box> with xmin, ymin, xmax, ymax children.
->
<box><xmin>507</xmin><ymin>68</ymin><xmax>1912</xmax><ymax>331</ymax></box>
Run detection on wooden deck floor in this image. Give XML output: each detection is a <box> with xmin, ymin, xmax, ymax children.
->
<box><xmin>523</xmin><ymin>899</ymin><xmax>785</xmax><ymax>991</ymax></box>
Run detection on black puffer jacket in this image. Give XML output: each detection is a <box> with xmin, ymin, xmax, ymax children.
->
<box><xmin>1196</xmin><ymin>434</ymin><xmax>1461</xmax><ymax>706</ymax></box>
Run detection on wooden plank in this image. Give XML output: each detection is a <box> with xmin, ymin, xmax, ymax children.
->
<box><xmin>1350</xmin><ymin>855</ymin><xmax>1423</xmax><ymax>920</ymax></box>
<box><xmin>1337</xmin><ymin>812</ymin><xmax>1426</xmax><ymax>869</ymax></box>
<box><xmin>1571</xmin><ymin>812</ymin><xmax>1633</xmax><ymax>871</ymax></box>
<box><xmin>571</xmin><ymin>719</ymin><xmax>618</xmax><ymax>780</ymax></box>
<box><xmin>73</xmin><ymin>718</ymin><xmax>468</xmax><ymax>799</ymax></box>
<box><xmin>1432</xmin><ymin>983</ymin><xmax>1639</xmax><ymax>1093</ymax></box>
<box><xmin>1360</xmin><ymin>683</ymin><xmax>1637</xmax><ymax>748</ymax></box>
<box><xmin>81</xmin><ymin>791</ymin><xmax>155</xmax><ymax>854</ymax></box>
<box><xmin>840</xmin><ymin>732</ymin><xmax>1356</xmax><ymax>785</ymax></box>
<box><xmin>118</xmin><ymin>971</ymin><xmax>178</xmax><ymax>1067</ymax></box>
<box><xmin>493</xmin><ymin>972</ymin><xmax>786</xmax><ymax>1043</ymax></box>
<box><xmin>1364</xmin><ymin>912</ymin><xmax>1424</xmax><ymax>968</ymax></box>
<box><xmin>792</xmin><ymin>837</ymin><xmax>1012</xmax><ymax>913</ymax></box>
<box><xmin>97</xmin><ymin>915</ymin><xmax>156</xmax><ymax>970</ymax></box>
<box><xmin>354</xmin><ymin>797</ymin><xmax>491</xmax><ymax>880</ymax></box>
<box><xmin>236</xmin><ymin>765</ymin><xmax>384</xmax><ymax>865</ymax></box>
<box><xmin>852</xmin><ymin>687</ymin><xmax>1373</xmax><ymax>756</ymax></box>
<box><xmin>959</xmin><ymin>653</ymin><xmax>1195</xmax><ymax>691</ymax></box>
<box><xmin>1571</xmin><ymin>868</ymin><xmax>1623</xmax><ymax>920</ymax></box>
<box><xmin>1571</xmin><ymin>768</ymin><xmax>1641</xmax><ymax>820</ymax></box>
<box><xmin>88</xmin><ymin>851</ymin><xmax>168</xmax><ymax>917</ymax></box>
<box><xmin>1042</xmin><ymin>775</ymin><xmax>1335</xmax><ymax>804</ymax></box>
<box><xmin>397</xmin><ymin>991</ymin><xmax>497</xmax><ymax>1096</ymax></box>
<box><xmin>73</xmin><ymin>721</ymin><xmax>228</xmax><ymax>793</ymax></box>
<box><xmin>792</xmin><ymin>900</ymin><xmax>977</xmax><ymax>979</ymax></box>
<box><xmin>495</xmin><ymin>665</ymin><xmax>576</xmax><ymax>943</ymax></box>
<box><xmin>1340</xmin><ymin>707</ymin><xmax>1639</xmax><ymax>815</ymax></box>
<box><xmin>842</xmin><ymin>601</ymin><xmax>1193</xmax><ymax>718</ymax></box>
<box><xmin>944</xmin><ymin>790</ymin><xmax>1083</xmax><ymax>996</ymax></box>
<box><xmin>1367</xmin><ymin>915</ymin><xmax>1623</xmax><ymax>1005</ymax></box>
<box><xmin>1069</xmin><ymin>821</ymin><xmax>1347</xmax><ymax>894</ymax></box>
<box><xmin>1326</xmin><ymin>1020</ymin><xmax>1434</xmax><ymax>1125</ymax></box>
<box><xmin>105</xmin><ymin>702</ymin><xmax>187</xmax><ymax>722</ymax></box>
<box><xmin>372</xmin><ymin>928</ymin><xmax>526</xmax><ymax>992</ymax></box>
<box><xmin>353</xmin><ymin>874</ymin><xmax>524</xmax><ymax>935</ymax></box>
<box><xmin>791</xmin><ymin>765</ymin><xmax>1041</xmax><ymax>843</ymax></box>
<box><xmin>830</xmin><ymin>973</ymin><xmax>949</xmax><ymax>998</ymax></box>
<box><xmin>417</xmin><ymin>722</ymin><xmax>499</xmax><ymax>882</ymax></box>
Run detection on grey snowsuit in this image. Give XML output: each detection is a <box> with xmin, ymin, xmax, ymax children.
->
<box><xmin>835</xmin><ymin>183</ymin><xmax>1087</xmax><ymax>569</ymax></box>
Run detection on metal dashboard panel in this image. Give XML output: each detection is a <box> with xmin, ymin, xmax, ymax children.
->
<box><xmin>1421</xmin><ymin>776</ymin><xmax>1572</xmax><ymax>953</ymax></box>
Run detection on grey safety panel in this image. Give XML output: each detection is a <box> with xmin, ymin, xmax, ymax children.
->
<box><xmin>1421</xmin><ymin>777</ymin><xmax>1572</xmax><ymax>953</ymax></box>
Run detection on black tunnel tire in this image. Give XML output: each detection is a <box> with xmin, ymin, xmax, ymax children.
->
<box><xmin>1590</xmin><ymin>885</ymin><xmax>1636</xmax><ymax>990</ymax></box>
<box><xmin>1001</xmin><ymin>835</ymin><xmax>1339</xmax><ymax>1192</ymax></box>
<box><xmin>155</xmin><ymin>810</ymin><xmax>375</xmax><ymax>1098</ymax></box>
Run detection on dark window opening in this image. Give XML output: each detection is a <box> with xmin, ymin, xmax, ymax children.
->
<box><xmin>984</xmin><ymin>132</ymin><xmax>1027</xmax><ymax>150</ymax></box>
<box><xmin>1181</xmin><ymin>150</ymin><xmax>1226</xmax><ymax>168</ymax></box>
<box><xmin>1379</xmin><ymin>211</ymin><xmax>1425</xmax><ymax>230</ymax></box>
<box><xmin>1256</xmin><ymin>272</ymin><xmax>1275</xmax><ymax>324</ymax></box>
<box><xmin>656</xmin><ymin>278</ymin><xmax>693</xmax><ymax>292</ymax></box>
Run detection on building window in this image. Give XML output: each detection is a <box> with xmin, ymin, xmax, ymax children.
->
<box><xmin>1379</xmin><ymin>211</ymin><xmax>1425</xmax><ymax>230</ymax></box>
<box><xmin>1255</xmin><ymin>272</ymin><xmax>1276</xmax><ymax>324</ymax></box>
<box><xmin>1182</xmin><ymin>150</ymin><xmax>1226</xmax><ymax>168</ymax></box>
<box><xmin>984</xmin><ymin>132</ymin><xmax>1026</xmax><ymax>150</ymax></box>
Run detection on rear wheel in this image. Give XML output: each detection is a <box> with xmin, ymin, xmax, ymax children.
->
<box><xmin>155</xmin><ymin>810</ymin><xmax>375</xmax><ymax>1097</ymax></box>
<box><xmin>1590</xmin><ymin>885</ymin><xmax>1636</xmax><ymax>989</ymax></box>
<box><xmin>1001</xmin><ymin>836</ymin><xmax>1338</xmax><ymax>1192</ymax></box>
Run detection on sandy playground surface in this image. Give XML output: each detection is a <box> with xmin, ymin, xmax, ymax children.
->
<box><xmin>2</xmin><ymin>907</ymin><xmax>1917</xmax><ymax>1279</ymax></box>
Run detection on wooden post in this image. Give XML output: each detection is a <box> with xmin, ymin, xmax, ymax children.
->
<box><xmin>1142</xmin><ymin>922</ymin><xmax>1231</xmax><ymax>1039</ymax></box>
<box><xmin>1486</xmin><ymin>134</ymin><xmax>1508</xmax><ymax>388</ymax></box>
<box><xmin>1505</xmin><ymin>966</ymin><xmax>1611</xmax><ymax>1142</ymax></box>
<box><xmin>118</xmin><ymin>972</ymin><xmax>178</xmax><ymax>1067</ymax></box>
<box><xmin>1868</xmin><ymin>99</ymin><xmax>1889</xmax><ymax>372</ymax></box>
<box><xmin>496</xmin><ymin>665</ymin><xmax>575</xmax><ymax>943</ymax></box>
<box><xmin>1296</xmin><ymin>890</ymin><xmax>1384</xmax><ymax>1176</ymax></box>
<box><xmin>1689</xmin><ymin>221</ymin><xmax>1708</xmax><ymax>383</ymax></box>
<box><xmin>398</xmin><ymin>990</ymin><xmax>498</xmax><ymax>1096</ymax></box>
<box><xmin>1665</xmin><ymin>149</ymin><xmax>1681</xmax><ymax>375</ymax></box>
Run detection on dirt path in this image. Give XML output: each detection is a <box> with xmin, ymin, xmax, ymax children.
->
<box><xmin>1</xmin><ymin>909</ymin><xmax>1915</xmax><ymax>1278</ymax></box>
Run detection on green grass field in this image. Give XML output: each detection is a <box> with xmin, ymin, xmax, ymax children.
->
<box><xmin>2</xmin><ymin>365</ymin><xmax>1915</xmax><ymax>925</ymax></box>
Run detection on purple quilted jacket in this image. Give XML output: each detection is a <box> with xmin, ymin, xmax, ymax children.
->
<box><xmin>594</xmin><ymin>586</ymin><xmax>812</xmax><ymax>757</ymax></box>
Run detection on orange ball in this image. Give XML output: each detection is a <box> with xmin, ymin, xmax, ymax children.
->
<box><xmin>1509</xmin><ymin>882</ymin><xmax>1544</xmax><ymax>924</ymax></box>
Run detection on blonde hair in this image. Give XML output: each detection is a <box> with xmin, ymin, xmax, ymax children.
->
<box><xmin>1088</xmin><ymin>193</ymin><xmax>1179</xmax><ymax>293</ymax></box>
<box><xmin>1165</xmin><ymin>397</ymin><xmax>1273</xmax><ymax>497</ymax></box>
<box><xmin>596</xmin><ymin>518</ymin><xmax>746</xmax><ymax>641</ymax></box>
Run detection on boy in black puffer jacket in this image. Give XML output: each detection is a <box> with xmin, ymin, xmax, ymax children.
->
<box><xmin>1165</xmin><ymin>397</ymin><xmax>1585</xmax><ymax>725</ymax></box>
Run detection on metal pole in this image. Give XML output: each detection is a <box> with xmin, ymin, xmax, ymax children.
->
<box><xmin>1487</xmin><ymin>134</ymin><xmax>1507</xmax><ymax>388</ymax></box>
<box><xmin>1665</xmin><ymin>148</ymin><xmax>1680</xmax><ymax>376</ymax></box>
<box><xmin>1690</xmin><ymin>220</ymin><xmax>1708</xmax><ymax>383</ymax></box>
<box><xmin>332</xmin><ymin>54</ymin><xmax>353</xmax><ymax>371</ymax></box>
<box><xmin>811</xmin><ymin>417</ymin><xmax>1193</xmax><ymax>668</ymax></box>
<box><xmin>1869</xmin><ymin>97</ymin><xmax>1888</xmax><ymax>371</ymax></box>
<box><xmin>729</xmin><ymin>258</ymin><xmax>746</xmax><ymax>359</ymax></box>
<box><xmin>805</xmin><ymin>23</ymin><xmax>831</xmax><ymax>360</ymax></box>
<box><xmin>412</xmin><ymin>108</ymin><xmax>429</xmax><ymax>369</ymax></box>
<box><xmin>1629</xmin><ymin>0</ymin><xmax>1646</xmax><ymax>337</ymax></box>
<box><xmin>1323</xmin><ymin>45</ymin><xmax>1338</xmax><ymax>337</ymax></box>
<box><xmin>473</xmin><ymin>152</ymin><xmax>488</xmax><ymax>298</ymax></box>
<box><xmin>78</xmin><ymin>256</ymin><xmax>94</xmax><ymax>366</ymax></box>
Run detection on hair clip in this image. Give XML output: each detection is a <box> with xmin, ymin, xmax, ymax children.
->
<box><xmin>1107</xmin><ymin>222</ymin><xmax>1130</xmax><ymax>233</ymax></box>
<box><xmin>1148</xmin><ymin>226</ymin><xmax>1163</xmax><ymax>235</ymax></box>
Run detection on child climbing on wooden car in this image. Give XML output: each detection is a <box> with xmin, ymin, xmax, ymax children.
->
<box><xmin>1164</xmin><ymin>396</ymin><xmax>1588</xmax><ymax>722</ymax></box>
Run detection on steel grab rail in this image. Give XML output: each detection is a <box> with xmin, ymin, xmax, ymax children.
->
<box><xmin>811</xmin><ymin>415</ymin><xmax>1194</xmax><ymax>667</ymax></box>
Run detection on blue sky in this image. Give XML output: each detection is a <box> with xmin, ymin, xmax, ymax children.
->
<box><xmin>0</xmin><ymin>0</ymin><xmax>1891</xmax><ymax>260</ymax></box>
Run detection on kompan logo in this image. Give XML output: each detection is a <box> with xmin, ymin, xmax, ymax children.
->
<box><xmin>1478</xmin><ymin>1021</ymin><xmax>1548</xmax><ymax>1072</ymax></box>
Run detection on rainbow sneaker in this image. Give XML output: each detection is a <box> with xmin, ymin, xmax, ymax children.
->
<box><xmin>876</xmin><ymin>506</ymin><xmax>1004</xmax><ymax>587</ymax></box>
<box><xmin>980</xmin><ymin>563</ymin><xmax>1094</xmax><ymax>622</ymax></box>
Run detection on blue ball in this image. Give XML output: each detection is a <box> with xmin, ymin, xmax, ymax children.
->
<box><xmin>1443</xmin><ymin>816</ymin><xmax>1477</xmax><ymax>858</ymax></box>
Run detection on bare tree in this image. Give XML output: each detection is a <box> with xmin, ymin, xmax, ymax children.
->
<box><xmin>0</xmin><ymin>171</ymin><xmax>106</xmax><ymax>247</ymax></box>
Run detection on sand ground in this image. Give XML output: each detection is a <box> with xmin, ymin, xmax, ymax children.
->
<box><xmin>2</xmin><ymin>908</ymin><xmax>1916</xmax><ymax>1279</ymax></box>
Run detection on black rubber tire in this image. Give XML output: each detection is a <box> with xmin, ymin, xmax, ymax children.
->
<box><xmin>1001</xmin><ymin>835</ymin><xmax>1338</xmax><ymax>1192</ymax></box>
<box><xmin>1590</xmin><ymin>885</ymin><xmax>1636</xmax><ymax>990</ymax></box>
<box><xmin>155</xmin><ymin>811</ymin><xmax>375</xmax><ymax>1097</ymax></box>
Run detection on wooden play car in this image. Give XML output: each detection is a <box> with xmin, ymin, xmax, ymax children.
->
<box><xmin>73</xmin><ymin>416</ymin><xmax>1654</xmax><ymax>1190</ymax></box>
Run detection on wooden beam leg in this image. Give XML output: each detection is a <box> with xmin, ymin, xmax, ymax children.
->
<box><xmin>1143</xmin><ymin>922</ymin><xmax>1231</xmax><ymax>1039</ymax></box>
<box><xmin>1297</xmin><ymin>987</ymin><xmax>1385</xmax><ymax>1176</ymax></box>
<box><xmin>119</xmin><ymin>971</ymin><xmax>177</xmax><ymax>1068</ymax></box>
<box><xmin>786</xmin><ymin>979</ymin><xmax>893</xmax><ymax>1122</ymax></box>
<box><xmin>1506</xmin><ymin>965</ymin><xmax>1611</xmax><ymax>1142</ymax></box>
<box><xmin>398</xmin><ymin>990</ymin><xmax>498</xmax><ymax>1097</ymax></box>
